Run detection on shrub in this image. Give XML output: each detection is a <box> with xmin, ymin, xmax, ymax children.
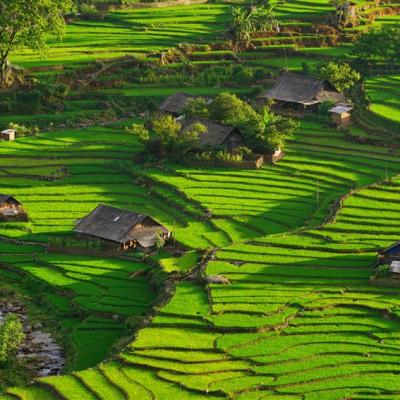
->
<box><xmin>0</xmin><ymin>314</ymin><xmax>25</xmax><ymax>364</ymax></box>
<box><xmin>7</xmin><ymin>123</ymin><xmax>39</xmax><ymax>136</ymax></box>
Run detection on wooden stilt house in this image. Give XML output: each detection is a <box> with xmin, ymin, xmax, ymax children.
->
<box><xmin>74</xmin><ymin>205</ymin><xmax>170</xmax><ymax>253</ymax></box>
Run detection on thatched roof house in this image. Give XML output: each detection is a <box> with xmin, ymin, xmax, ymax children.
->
<box><xmin>158</xmin><ymin>93</ymin><xmax>211</xmax><ymax>117</ymax></box>
<box><xmin>182</xmin><ymin>119</ymin><xmax>243</xmax><ymax>151</ymax></box>
<box><xmin>0</xmin><ymin>194</ymin><xmax>20</xmax><ymax>206</ymax></box>
<box><xmin>74</xmin><ymin>205</ymin><xmax>170</xmax><ymax>252</ymax></box>
<box><xmin>0</xmin><ymin>194</ymin><xmax>27</xmax><ymax>221</ymax></box>
<box><xmin>259</xmin><ymin>73</ymin><xmax>346</xmax><ymax>109</ymax></box>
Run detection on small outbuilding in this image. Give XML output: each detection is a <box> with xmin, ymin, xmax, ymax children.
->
<box><xmin>329</xmin><ymin>104</ymin><xmax>353</xmax><ymax>127</ymax></box>
<box><xmin>0</xmin><ymin>194</ymin><xmax>27</xmax><ymax>221</ymax></box>
<box><xmin>389</xmin><ymin>261</ymin><xmax>400</xmax><ymax>278</ymax></box>
<box><xmin>74</xmin><ymin>204</ymin><xmax>170</xmax><ymax>253</ymax></box>
<box><xmin>158</xmin><ymin>93</ymin><xmax>211</xmax><ymax>118</ymax></box>
<box><xmin>258</xmin><ymin>73</ymin><xmax>346</xmax><ymax>111</ymax></box>
<box><xmin>1</xmin><ymin>129</ymin><xmax>16</xmax><ymax>141</ymax></box>
<box><xmin>182</xmin><ymin>119</ymin><xmax>244</xmax><ymax>151</ymax></box>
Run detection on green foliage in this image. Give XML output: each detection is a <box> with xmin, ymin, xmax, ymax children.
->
<box><xmin>0</xmin><ymin>0</ymin><xmax>74</xmax><ymax>84</ymax></box>
<box><xmin>317</xmin><ymin>62</ymin><xmax>360</xmax><ymax>92</ymax></box>
<box><xmin>0</xmin><ymin>314</ymin><xmax>25</xmax><ymax>364</ymax></box>
<box><xmin>7</xmin><ymin>122</ymin><xmax>39</xmax><ymax>136</ymax></box>
<box><xmin>375</xmin><ymin>263</ymin><xmax>390</xmax><ymax>278</ymax></box>
<box><xmin>182</xmin><ymin>98</ymin><xmax>210</xmax><ymax>119</ymax></box>
<box><xmin>230</xmin><ymin>1</ymin><xmax>278</xmax><ymax>48</ymax></box>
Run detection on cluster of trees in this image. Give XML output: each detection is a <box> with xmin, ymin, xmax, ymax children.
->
<box><xmin>302</xmin><ymin>61</ymin><xmax>361</xmax><ymax>93</ymax></box>
<box><xmin>128</xmin><ymin>93</ymin><xmax>298</xmax><ymax>162</ymax></box>
<box><xmin>229</xmin><ymin>0</ymin><xmax>279</xmax><ymax>49</ymax></box>
<box><xmin>353</xmin><ymin>26</ymin><xmax>400</xmax><ymax>73</ymax></box>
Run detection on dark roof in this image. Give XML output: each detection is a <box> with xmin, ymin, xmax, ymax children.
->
<box><xmin>0</xmin><ymin>194</ymin><xmax>20</xmax><ymax>205</ymax></box>
<box><xmin>74</xmin><ymin>204</ymin><xmax>166</xmax><ymax>244</ymax></box>
<box><xmin>259</xmin><ymin>73</ymin><xmax>345</xmax><ymax>105</ymax></box>
<box><xmin>158</xmin><ymin>93</ymin><xmax>195</xmax><ymax>115</ymax></box>
<box><xmin>182</xmin><ymin>119</ymin><xmax>239</xmax><ymax>147</ymax></box>
<box><xmin>381</xmin><ymin>241</ymin><xmax>400</xmax><ymax>254</ymax></box>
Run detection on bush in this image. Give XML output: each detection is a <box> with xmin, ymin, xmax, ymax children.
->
<box><xmin>7</xmin><ymin>123</ymin><xmax>39</xmax><ymax>137</ymax></box>
<box><xmin>0</xmin><ymin>314</ymin><xmax>25</xmax><ymax>364</ymax></box>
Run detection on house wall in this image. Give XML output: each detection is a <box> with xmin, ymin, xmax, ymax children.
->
<box><xmin>1</xmin><ymin>132</ymin><xmax>15</xmax><ymax>141</ymax></box>
<box><xmin>332</xmin><ymin>113</ymin><xmax>352</xmax><ymax>127</ymax></box>
<box><xmin>223</xmin><ymin>131</ymin><xmax>244</xmax><ymax>151</ymax></box>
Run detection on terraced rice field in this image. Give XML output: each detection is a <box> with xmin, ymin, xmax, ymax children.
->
<box><xmin>11</xmin><ymin>5</ymin><xmax>230</xmax><ymax>67</ymax></box>
<box><xmin>366</xmin><ymin>75</ymin><xmax>400</xmax><ymax>125</ymax></box>
<box><xmin>0</xmin><ymin>123</ymin><xmax>226</xmax><ymax>371</ymax></box>
<box><xmin>2</xmin><ymin>111</ymin><xmax>400</xmax><ymax>398</ymax></box>
<box><xmin>1</xmin><ymin>0</ymin><xmax>400</xmax><ymax>397</ymax></box>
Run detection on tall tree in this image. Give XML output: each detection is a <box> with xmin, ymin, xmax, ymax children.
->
<box><xmin>0</xmin><ymin>0</ymin><xmax>73</xmax><ymax>85</ymax></box>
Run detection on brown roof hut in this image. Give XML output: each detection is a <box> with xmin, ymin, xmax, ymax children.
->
<box><xmin>158</xmin><ymin>93</ymin><xmax>198</xmax><ymax>117</ymax></box>
<box><xmin>0</xmin><ymin>194</ymin><xmax>27</xmax><ymax>221</ymax></box>
<box><xmin>258</xmin><ymin>73</ymin><xmax>346</xmax><ymax>110</ymax></box>
<box><xmin>182</xmin><ymin>119</ymin><xmax>244</xmax><ymax>151</ymax></box>
<box><xmin>329</xmin><ymin>104</ymin><xmax>353</xmax><ymax>127</ymax></box>
<box><xmin>74</xmin><ymin>205</ymin><xmax>170</xmax><ymax>252</ymax></box>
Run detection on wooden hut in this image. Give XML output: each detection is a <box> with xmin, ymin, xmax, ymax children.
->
<box><xmin>329</xmin><ymin>104</ymin><xmax>353</xmax><ymax>127</ymax></box>
<box><xmin>182</xmin><ymin>119</ymin><xmax>244</xmax><ymax>151</ymax></box>
<box><xmin>1</xmin><ymin>129</ymin><xmax>16</xmax><ymax>141</ymax></box>
<box><xmin>74</xmin><ymin>204</ymin><xmax>170</xmax><ymax>253</ymax></box>
<box><xmin>0</xmin><ymin>194</ymin><xmax>27</xmax><ymax>221</ymax></box>
<box><xmin>258</xmin><ymin>73</ymin><xmax>346</xmax><ymax>111</ymax></box>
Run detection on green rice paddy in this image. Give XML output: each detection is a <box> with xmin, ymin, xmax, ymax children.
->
<box><xmin>366</xmin><ymin>75</ymin><xmax>400</xmax><ymax>124</ymax></box>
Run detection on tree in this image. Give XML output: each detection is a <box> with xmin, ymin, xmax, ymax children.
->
<box><xmin>0</xmin><ymin>0</ymin><xmax>74</xmax><ymax>85</ymax></box>
<box><xmin>229</xmin><ymin>0</ymin><xmax>278</xmax><ymax>49</ymax></box>
<box><xmin>0</xmin><ymin>314</ymin><xmax>25</xmax><ymax>364</ymax></box>
<box><xmin>245</xmin><ymin>107</ymin><xmax>298</xmax><ymax>154</ymax></box>
<box><xmin>128</xmin><ymin>116</ymin><xmax>203</xmax><ymax>160</ymax></box>
<box><xmin>317</xmin><ymin>62</ymin><xmax>360</xmax><ymax>92</ymax></box>
<box><xmin>182</xmin><ymin>98</ymin><xmax>210</xmax><ymax>119</ymax></box>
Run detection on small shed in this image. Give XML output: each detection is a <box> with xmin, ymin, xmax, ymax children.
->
<box><xmin>379</xmin><ymin>241</ymin><xmax>400</xmax><ymax>264</ymax></box>
<box><xmin>182</xmin><ymin>119</ymin><xmax>244</xmax><ymax>151</ymax></box>
<box><xmin>74</xmin><ymin>204</ymin><xmax>170</xmax><ymax>253</ymax></box>
<box><xmin>389</xmin><ymin>261</ymin><xmax>400</xmax><ymax>278</ymax></box>
<box><xmin>258</xmin><ymin>73</ymin><xmax>346</xmax><ymax>111</ymax></box>
<box><xmin>1</xmin><ymin>129</ymin><xmax>16</xmax><ymax>141</ymax></box>
<box><xmin>0</xmin><ymin>194</ymin><xmax>27</xmax><ymax>221</ymax></box>
<box><xmin>329</xmin><ymin>104</ymin><xmax>353</xmax><ymax>127</ymax></box>
<box><xmin>158</xmin><ymin>93</ymin><xmax>211</xmax><ymax>118</ymax></box>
